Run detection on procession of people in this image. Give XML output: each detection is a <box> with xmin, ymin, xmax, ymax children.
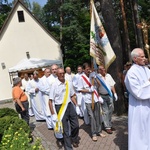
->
<box><xmin>11</xmin><ymin>58</ymin><xmax>121</xmax><ymax>150</ymax></box>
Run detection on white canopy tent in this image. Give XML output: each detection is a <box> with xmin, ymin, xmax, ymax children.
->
<box><xmin>8</xmin><ymin>58</ymin><xmax>62</xmax><ymax>73</ymax></box>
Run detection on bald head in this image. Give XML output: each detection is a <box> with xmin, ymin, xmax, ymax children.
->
<box><xmin>51</xmin><ymin>64</ymin><xmax>59</xmax><ymax>76</ymax></box>
<box><xmin>57</xmin><ymin>68</ymin><xmax>65</xmax><ymax>82</ymax></box>
<box><xmin>65</xmin><ymin>67</ymin><xmax>71</xmax><ymax>74</ymax></box>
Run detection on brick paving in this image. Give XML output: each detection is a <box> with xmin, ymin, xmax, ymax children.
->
<box><xmin>0</xmin><ymin>102</ymin><xmax>128</xmax><ymax>150</ymax></box>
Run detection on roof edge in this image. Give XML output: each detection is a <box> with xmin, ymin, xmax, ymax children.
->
<box><xmin>0</xmin><ymin>0</ymin><xmax>61</xmax><ymax>44</ymax></box>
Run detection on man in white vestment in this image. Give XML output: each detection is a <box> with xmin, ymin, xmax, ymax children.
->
<box><xmin>21</xmin><ymin>73</ymin><xmax>34</xmax><ymax>116</ymax></box>
<box><xmin>65</xmin><ymin>66</ymin><xmax>75</xmax><ymax>82</ymax></box>
<box><xmin>124</xmin><ymin>48</ymin><xmax>150</xmax><ymax>150</ymax></box>
<box><xmin>26</xmin><ymin>71</ymin><xmax>45</xmax><ymax>121</ymax></box>
<box><xmin>41</xmin><ymin>68</ymin><xmax>53</xmax><ymax>129</ymax></box>
<box><xmin>48</xmin><ymin>64</ymin><xmax>58</xmax><ymax>85</ymax></box>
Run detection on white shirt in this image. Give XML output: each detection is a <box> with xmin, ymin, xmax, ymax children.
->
<box><xmin>40</xmin><ymin>75</ymin><xmax>51</xmax><ymax>95</ymax></box>
<box><xmin>47</xmin><ymin>74</ymin><xmax>57</xmax><ymax>87</ymax></box>
<box><xmin>98</xmin><ymin>73</ymin><xmax>115</xmax><ymax>95</ymax></box>
<box><xmin>72</xmin><ymin>72</ymin><xmax>83</xmax><ymax>91</ymax></box>
<box><xmin>65</xmin><ymin>73</ymin><xmax>75</xmax><ymax>82</ymax></box>
<box><xmin>21</xmin><ymin>78</ymin><xmax>29</xmax><ymax>91</ymax></box>
<box><xmin>49</xmin><ymin>78</ymin><xmax>75</xmax><ymax>105</ymax></box>
<box><xmin>77</xmin><ymin>73</ymin><xmax>98</xmax><ymax>103</ymax></box>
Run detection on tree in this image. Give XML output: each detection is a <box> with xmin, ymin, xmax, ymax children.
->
<box><xmin>0</xmin><ymin>0</ymin><xmax>11</xmax><ymax>29</ymax></box>
<box><xmin>32</xmin><ymin>1</ymin><xmax>44</xmax><ymax>23</ymax></box>
<box><xmin>43</xmin><ymin>0</ymin><xmax>91</xmax><ymax>70</ymax></box>
<box><xmin>120</xmin><ymin>0</ymin><xmax>131</xmax><ymax>62</ymax></box>
<box><xmin>138</xmin><ymin>0</ymin><xmax>150</xmax><ymax>49</ymax></box>
<box><xmin>43</xmin><ymin>0</ymin><xmax>61</xmax><ymax>39</ymax></box>
<box><xmin>12</xmin><ymin>0</ymin><xmax>31</xmax><ymax>10</ymax></box>
<box><xmin>97</xmin><ymin>0</ymin><xmax>125</xmax><ymax>114</ymax></box>
<box><xmin>61</xmin><ymin>0</ymin><xmax>91</xmax><ymax>70</ymax></box>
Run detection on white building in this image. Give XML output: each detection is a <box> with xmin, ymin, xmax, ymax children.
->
<box><xmin>0</xmin><ymin>0</ymin><xmax>63</xmax><ymax>101</ymax></box>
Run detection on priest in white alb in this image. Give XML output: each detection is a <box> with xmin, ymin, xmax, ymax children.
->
<box><xmin>125</xmin><ymin>48</ymin><xmax>150</xmax><ymax>150</ymax></box>
<box><xmin>26</xmin><ymin>70</ymin><xmax>45</xmax><ymax>121</ymax></box>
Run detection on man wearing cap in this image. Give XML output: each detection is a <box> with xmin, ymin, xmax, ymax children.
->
<box><xmin>26</xmin><ymin>70</ymin><xmax>45</xmax><ymax>121</ymax></box>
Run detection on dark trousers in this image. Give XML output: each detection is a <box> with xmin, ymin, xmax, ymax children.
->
<box><xmin>55</xmin><ymin>102</ymin><xmax>79</xmax><ymax>150</ymax></box>
<box><xmin>15</xmin><ymin>101</ymin><xmax>29</xmax><ymax>125</ymax></box>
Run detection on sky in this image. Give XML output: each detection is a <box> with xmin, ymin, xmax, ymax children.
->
<box><xmin>7</xmin><ymin>0</ymin><xmax>48</xmax><ymax>7</ymax></box>
<box><xmin>29</xmin><ymin>0</ymin><xmax>47</xmax><ymax>6</ymax></box>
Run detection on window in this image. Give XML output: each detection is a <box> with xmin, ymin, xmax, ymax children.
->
<box><xmin>17</xmin><ymin>11</ymin><xmax>25</xmax><ymax>22</ymax></box>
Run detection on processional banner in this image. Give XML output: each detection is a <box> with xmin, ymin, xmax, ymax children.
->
<box><xmin>90</xmin><ymin>1</ymin><xmax>116</xmax><ymax>69</ymax></box>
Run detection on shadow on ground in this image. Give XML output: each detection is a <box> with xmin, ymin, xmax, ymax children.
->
<box><xmin>113</xmin><ymin>116</ymin><xmax>128</xmax><ymax>150</ymax></box>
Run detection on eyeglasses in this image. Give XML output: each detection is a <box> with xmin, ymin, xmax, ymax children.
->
<box><xmin>137</xmin><ymin>55</ymin><xmax>145</xmax><ymax>58</ymax></box>
<box><xmin>98</xmin><ymin>68</ymin><xmax>105</xmax><ymax>70</ymax></box>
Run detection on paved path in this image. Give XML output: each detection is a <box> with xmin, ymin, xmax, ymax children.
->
<box><xmin>0</xmin><ymin>102</ymin><xmax>128</xmax><ymax>150</ymax></box>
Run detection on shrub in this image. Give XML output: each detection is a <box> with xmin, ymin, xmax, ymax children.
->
<box><xmin>0</xmin><ymin>124</ymin><xmax>44</xmax><ymax>150</ymax></box>
<box><xmin>0</xmin><ymin>107</ymin><xmax>44</xmax><ymax>149</ymax></box>
<box><xmin>0</xmin><ymin>108</ymin><xmax>18</xmax><ymax>118</ymax></box>
<box><xmin>0</xmin><ymin>115</ymin><xmax>30</xmax><ymax>144</ymax></box>
<box><xmin>0</xmin><ymin>116</ymin><xmax>18</xmax><ymax>135</ymax></box>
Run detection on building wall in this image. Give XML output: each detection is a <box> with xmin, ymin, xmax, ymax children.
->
<box><xmin>0</xmin><ymin>4</ymin><xmax>63</xmax><ymax>101</ymax></box>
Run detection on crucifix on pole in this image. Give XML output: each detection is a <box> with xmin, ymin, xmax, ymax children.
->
<box><xmin>137</xmin><ymin>19</ymin><xmax>150</xmax><ymax>61</ymax></box>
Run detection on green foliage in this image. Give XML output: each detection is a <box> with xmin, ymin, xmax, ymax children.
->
<box><xmin>0</xmin><ymin>108</ymin><xmax>43</xmax><ymax>149</ymax></box>
<box><xmin>0</xmin><ymin>116</ymin><xmax>30</xmax><ymax>135</ymax></box>
<box><xmin>0</xmin><ymin>116</ymin><xmax>18</xmax><ymax>135</ymax></box>
<box><xmin>43</xmin><ymin>0</ymin><xmax>91</xmax><ymax>71</ymax></box>
<box><xmin>139</xmin><ymin>0</ymin><xmax>150</xmax><ymax>21</ymax></box>
<box><xmin>0</xmin><ymin>108</ymin><xmax>30</xmax><ymax>140</ymax></box>
<box><xmin>42</xmin><ymin>0</ymin><xmax>61</xmax><ymax>39</ymax></box>
<box><xmin>31</xmin><ymin>2</ymin><xmax>44</xmax><ymax>24</ymax></box>
<box><xmin>1</xmin><ymin>0</ymin><xmax>150</xmax><ymax>71</ymax></box>
<box><xmin>0</xmin><ymin>2</ymin><xmax>11</xmax><ymax>29</ymax></box>
<box><xmin>61</xmin><ymin>0</ymin><xmax>91</xmax><ymax>70</ymax></box>
<box><xmin>0</xmin><ymin>124</ymin><xmax>44</xmax><ymax>150</ymax></box>
<box><xmin>0</xmin><ymin>107</ymin><xmax>18</xmax><ymax>118</ymax></box>
<box><xmin>12</xmin><ymin>0</ymin><xmax>31</xmax><ymax>10</ymax></box>
<box><xmin>138</xmin><ymin>0</ymin><xmax>150</xmax><ymax>45</ymax></box>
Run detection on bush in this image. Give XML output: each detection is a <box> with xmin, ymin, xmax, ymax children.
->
<box><xmin>0</xmin><ymin>108</ymin><xmax>18</xmax><ymax>118</ymax></box>
<box><xmin>0</xmin><ymin>108</ymin><xmax>44</xmax><ymax>149</ymax></box>
<box><xmin>0</xmin><ymin>108</ymin><xmax>30</xmax><ymax>143</ymax></box>
<box><xmin>0</xmin><ymin>124</ymin><xmax>44</xmax><ymax>150</ymax></box>
<box><xmin>0</xmin><ymin>116</ymin><xmax>18</xmax><ymax>135</ymax></box>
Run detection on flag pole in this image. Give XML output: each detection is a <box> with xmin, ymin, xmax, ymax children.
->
<box><xmin>90</xmin><ymin>0</ymin><xmax>95</xmax><ymax>111</ymax></box>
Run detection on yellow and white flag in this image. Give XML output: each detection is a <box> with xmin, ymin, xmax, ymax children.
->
<box><xmin>90</xmin><ymin>1</ymin><xmax>116</xmax><ymax>69</ymax></box>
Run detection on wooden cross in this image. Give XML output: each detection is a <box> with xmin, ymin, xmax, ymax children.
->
<box><xmin>137</xmin><ymin>19</ymin><xmax>150</xmax><ymax>61</ymax></box>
